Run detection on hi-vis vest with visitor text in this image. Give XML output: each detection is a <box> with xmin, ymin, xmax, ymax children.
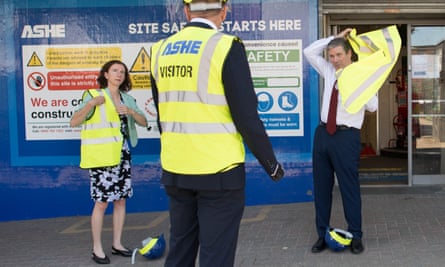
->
<box><xmin>150</xmin><ymin>26</ymin><xmax>245</xmax><ymax>175</ymax></box>
<box><xmin>338</xmin><ymin>25</ymin><xmax>401</xmax><ymax>113</ymax></box>
<box><xmin>80</xmin><ymin>89</ymin><xmax>123</xmax><ymax>169</ymax></box>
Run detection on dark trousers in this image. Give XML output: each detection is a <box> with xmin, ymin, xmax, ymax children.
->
<box><xmin>312</xmin><ymin>125</ymin><xmax>363</xmax><ymax>239</ymax></box>
<box><xmin>164</xmin><ymin>186</ymin><xmax>245</xmax><ymax>267</ymax></box>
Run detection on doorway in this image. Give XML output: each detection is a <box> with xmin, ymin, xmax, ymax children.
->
<box><xmin>321</xmin><ymin>1</ymin><xmax>445</xmax><ymax>186</ymax></box>
<box><xmin>328</xmin><ymin>23</ymin><xmax>445</xmax><ymax>185</ymax></box>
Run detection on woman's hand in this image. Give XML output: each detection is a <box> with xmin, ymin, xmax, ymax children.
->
<box><xmin>70</xmin><ymin>96</ymin><xmax>105</xmax><ymax>127</ymax></box>
<box><xmin>91</xmin><ymin>96</ymin><xmax>105</xmax><ymax>106</ymax></box>
<box><xmin>116</xmin><ymin>104</ymin><xmax>133</xmax><ymax>116</ymax></box>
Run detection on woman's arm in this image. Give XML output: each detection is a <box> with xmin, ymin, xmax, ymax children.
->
<box><xmin>69</xmin><ymin>96</ymin><xmax>104</xmax><ymax>127</ymax></box>
<box><xmin>128</xmin><ymin>108</ymin><xmax>148</xmax><ymax>127</ymax></box>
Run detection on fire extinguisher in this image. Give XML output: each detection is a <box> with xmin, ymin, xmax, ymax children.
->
<box><xmin>394</xmin><ymin>69</ymin><xmax>407</xmax><ymax>148</ymax></box>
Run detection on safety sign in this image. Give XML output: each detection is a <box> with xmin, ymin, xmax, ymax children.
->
<box><xmin>27</xmin><ymin>72</ymin><xmax>46</xmax><ymax>91</ymax></box>
<box><xmin>246</xmin><ymin>39</ymin><xmax>303</xmax><ymax>136</ymax></box>
<box><xmin>22</xmin><ymin>43</ymin><xmax>156</xmax><ymax>141</ymax></box>
<box><xmin>27</xmin><ymin>52</ymin><xmax>44</xmax><ymax>67</ymax></box>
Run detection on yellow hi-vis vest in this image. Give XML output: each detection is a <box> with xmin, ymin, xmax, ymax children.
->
<box><xmin>338</xmin><ymin>25</ymin><xmax>401</xmax><ymax>113</ymax></box>
<box><xmin>80</xmin><ymin>89</ymin><xmax>123</xmax><ymax>169</ymax></box>
<box><xmin>150</xmin><ymin>27</ymin><xmax>245</xmax><ymax>175</ymax></box>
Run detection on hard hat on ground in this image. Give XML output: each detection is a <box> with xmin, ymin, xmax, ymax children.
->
<box><xmin>325</xmin><ymin>227</ymin><xmax>353</xmax><ymax>252</ymax></box>
<box><xmin>138</xmin><ymin>234</ymin><xmax>166</xmax><ymax>259</ymax></box>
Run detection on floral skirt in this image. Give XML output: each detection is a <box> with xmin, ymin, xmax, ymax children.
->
<box><xmin>89</xmin><ymin>140</ymin><xmax>133</xmax><ymax>202</ymax></box>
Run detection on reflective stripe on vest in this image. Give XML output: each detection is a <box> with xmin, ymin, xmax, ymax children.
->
<box><xmin>150</xmin><ymin>28</ymin><xmax>245</xmax><ymax>174</ymax></box>
<box><xmin>80</xmin><ymin>89</ymin><xmax>123</xmax><ymax>168</ymax></box>
<box><xmin>338</xmin><ymin>25</ymin><xmax>401</xmax><ymax>113</ymax></box>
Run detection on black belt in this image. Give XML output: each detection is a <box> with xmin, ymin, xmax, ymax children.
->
<box><xmin>320</xmin><ymin>122</ymin><xmax>358</xmax><ymax>131</ymax></box>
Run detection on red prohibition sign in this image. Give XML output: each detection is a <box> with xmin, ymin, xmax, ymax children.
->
<box><xmin>27</xmin><ymin>72</ymin><xmax>46</xmax><ymax>91</ymax></box>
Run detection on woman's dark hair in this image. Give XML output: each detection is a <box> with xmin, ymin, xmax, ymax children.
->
<box><xmin>96</xmin><ymin>60</ymin><xmax>132</xmax><ymax>92</ymax></box>
<box><xmin>327</xmin><ymin>38</ymin><xmax>358</xmax><ymax>62</ymax></box>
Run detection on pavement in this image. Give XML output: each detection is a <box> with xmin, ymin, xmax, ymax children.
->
<box><xmin>2</xmin><ymin>185</ymin><xmax>445</xmax><ymax>267</ymax></box>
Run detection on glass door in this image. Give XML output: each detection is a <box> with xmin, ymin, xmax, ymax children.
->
<box><xmin>410</xmin><ymin>25</ymin><xmax>445</xmax><ymax>184</ymax></box>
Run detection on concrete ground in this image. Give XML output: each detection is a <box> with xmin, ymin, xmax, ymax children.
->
<box><xmin>2</xmin><ymin>185</ymin><xmax>445</xmax><ymax>267</ymax></box>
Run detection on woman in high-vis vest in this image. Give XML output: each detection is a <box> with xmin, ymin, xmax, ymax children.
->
<box><xmin>150</xmin><ymin>1</ymin><xmax>284</xmax><ymax>266</ymax></box>
<box><xmin>70</xmin><ymin>60</ymin><xmax>147</xmax><ymax>264</ymax></box>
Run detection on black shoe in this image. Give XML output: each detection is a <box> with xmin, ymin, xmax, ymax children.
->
<box><xmin>111</xmin><ymin>246</ymin><xmax>132</xmax><ymax>257</ymax></box>
<box><xmin>92</xmin><ymin>252</ymin><xmax>110</xmax><ymax>264</ymax></box>
<box><xmin>311</xmin><ymin>237</ymin><xmax>327</xmax><ymax>253</ymax></box>
<box><xmin>350</xmin><ymin>238</ymin><xmax>364</xmax><ymax>254</ymax></box>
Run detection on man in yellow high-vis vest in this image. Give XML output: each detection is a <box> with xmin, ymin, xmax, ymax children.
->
<box><xmin>149</xmin><ymin>0</ymin><xmax>284</xmax><ymax>266</ymax></box>
<box><xmin>304</xmin><ymin>27</ymin><xmax>385</xmax><ymax>255</ymax></box>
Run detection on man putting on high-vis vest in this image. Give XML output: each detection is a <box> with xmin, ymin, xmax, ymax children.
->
<box><xmin>303</xmin><ymin>26</ymin><xmax>401</xmax><ymax>255</ymax></box>
<box><xmin>149</xmin><ymin>0</ymin><xmax>284</xmax><ymax>266</ymax></box>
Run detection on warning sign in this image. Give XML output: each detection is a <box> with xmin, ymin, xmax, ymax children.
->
<box><xmin>130</xmin><ymin>73</ymin><xmax>151</xmax><ymax>89</ymax></box>
<box><xmin>130</xmin><ymin>47</ymin><xmax>150</xmax><ymax>72</ymax></box>
<box><xmin>27</xmin><ymin>72</ymin><xmax>46</xmax><ymax>91</ymax></box>
<box><xmin>27</xmin><ymin>52</ymin><xmax>44</xmax><ymax>67</ymax></box>
<box><xmin>45</xmin><ymin>47</ymin><xmax>121</xmax><ymax>69</ymax></box>
<box><xmin>22</xmin><ymin>43</ymin><xmax>158</xmax><ymax>141</ymax></box>
<box><xmin>47</xmin><ymin>71</ymin><xmax>99</xmax><ymax>90</ymax></box>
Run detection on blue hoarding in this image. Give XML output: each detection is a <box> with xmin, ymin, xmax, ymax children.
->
<box><xmin>0</xmin><ymin>0</ymin><xmax>318</xmax><ymax>221</ymax></box>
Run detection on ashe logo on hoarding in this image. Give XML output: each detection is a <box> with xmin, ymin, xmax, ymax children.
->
<box><xmin>21</xmin><ymin>24</ymin><xmax>65</xmax><ymax>38</ymax></box>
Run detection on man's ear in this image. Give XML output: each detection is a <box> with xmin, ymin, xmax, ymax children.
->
<box><xmin>346</xmin><ymin>49</ymin><xmax>353</xmax><ymax>59</ymax></box>
<box><xmin>220</xmin><ymin>5</ymin><xmax>227</xmax><ymax>21</ymax></box>
<box><xmin>184</xmin><ymin>6</ymin><xmax>192</xmax><ymax>21</ymax></box>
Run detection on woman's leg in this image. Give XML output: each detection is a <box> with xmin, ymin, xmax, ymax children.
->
<box><xmin>112</xmin><ymin>198</ymin><xmax>127</xmax><ymax>250</ymax></box>
<box><xmin>91</xmin><ymin>201</ymin><xmax>108</xmax><ymax>257</ymax></box>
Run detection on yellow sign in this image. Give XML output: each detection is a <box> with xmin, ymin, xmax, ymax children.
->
<box><xmin>27</xmin><ymin>52</ymin><xmax>44</xmax><ymax>67</ymax></box>
<box><xmin>130</xmin><ymin>73</ymin><xmax>151</xmax><ymax>89</ymax></box>
<box><xmin>45</xmin><ymin>47</ymin><xmax>121</xmax><ymax>69</ymax></box>
<box><xmin>130</xmin><ymin>47</ymin><xmax>150</xmax><ymax>72</ymax></box>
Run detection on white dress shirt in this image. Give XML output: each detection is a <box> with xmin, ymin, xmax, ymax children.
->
<box><xmin>303</xmin><ymin>36</ymin><xmax>378</xmax><ymax>129</ymax></box>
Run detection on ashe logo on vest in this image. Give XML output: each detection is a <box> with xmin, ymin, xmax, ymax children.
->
<box><xmin>162</xmin><ymin>40</ymin><xmax>202</xmax><ymax>55</ymax></box>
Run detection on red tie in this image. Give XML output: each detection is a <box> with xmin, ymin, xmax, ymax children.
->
<box><xmin>326</xmin><ymin>80</ymin><xmax>338</xmax><ymax>135</ymax></box>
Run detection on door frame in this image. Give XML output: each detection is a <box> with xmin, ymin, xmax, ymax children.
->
<box><xmin>408</xmin><ymin>24</ymin><xmax>445</xmax><ymax>185</ymax></box>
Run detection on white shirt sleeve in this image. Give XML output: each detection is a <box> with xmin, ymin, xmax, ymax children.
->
<box><xmin>365</xmin><ymin>95</ymin><xmax>378</xmax><ymax>112</ymax></box>
<box><xmin>303</xmin><ymin>36</ymin><xmax>378</xmax><ymax>129</ymax></box>
<box><xmin>303</xmin><ymin>36</ymin><xmax>335</xmax><ymax>78</ymax></box>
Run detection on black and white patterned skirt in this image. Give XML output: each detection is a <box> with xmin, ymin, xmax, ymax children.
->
<box><xmin>89</xmin><ymin>139</ymin><xmax>133</xmax><ymax>202</ymax></box>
